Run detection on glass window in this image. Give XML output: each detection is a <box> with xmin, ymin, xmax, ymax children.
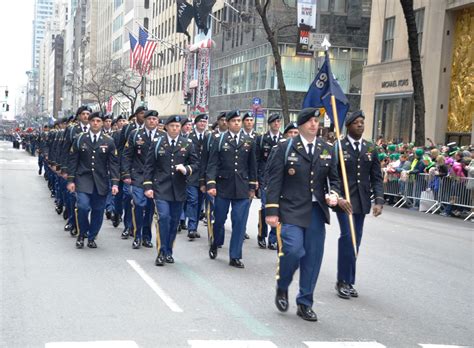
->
<box><xmin>382</xmin><ymin>17</ymin><xmax>395</xmax><ymax>61</ymax></box>
<box><xmin>374</xmin><ymin>97</ymin><xmax>413</xmax><ymax>143</ymax></box>
<box><xmin>320</xmin><ymin>0</ymin><xmax>329</xmax><ymax>12</ymax></box>
<box><xmin>114</xmin><ymin>0</ymin><xmax>122</xmax><ymax>9</ymax></box>
<box><xmin>349</xmin><ymin>60</ymin><xmax>363</xmax><ymax>94</ymax></box>
<box><xmin>280</xmin><ymin>56</ymin><xmax>314</xmax><ymax>92</ymax></box>
<box><xmin>415</xmin><ymin>8</ymin><xmax>424</xmax><ymax>53</ymax></box>
<box><xmin>112</xmin><ymin>14</ymin><xmax>123</xmax><ymax>33</ymax></box>
<box><xmin>334</xmin><ymin>0</ymin><xmax>347</xmax><ymax>13</ymax></box>
<box><xmin>112</xmin><ymin>36</ymin><xmax>122</xmax><ymax>53</ymax></box>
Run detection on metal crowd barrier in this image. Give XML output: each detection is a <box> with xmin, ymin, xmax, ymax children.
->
<box><xmin>383</xmin><ymin>173</ymin><xmax>474</xmax><ymax>221</ymax></box>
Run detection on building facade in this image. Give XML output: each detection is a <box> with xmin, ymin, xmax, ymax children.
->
<box><xmin>32</xmin><ymin>0</ymin><xmax>55</xmax><ymax>71</ymax></box>
<box><xmin>361</xmin><ymin>0</ymin><xmax>473</xmax><ymax>145</ymax></box>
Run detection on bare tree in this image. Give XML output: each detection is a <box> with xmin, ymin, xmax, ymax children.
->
<box><xmin>108</xmin><ymin>66</ymin><xmax>143</xmax><ymax>115</ymax></box>
<box><xmin>400</xmin><ymin>0</ymin><xmax>425</xmax><ymax>145</ymax></box>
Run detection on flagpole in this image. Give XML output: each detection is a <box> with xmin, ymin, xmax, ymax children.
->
<box><xmin>133</xmin><ymin>20</ymin><xmax>187</xmax><ymax>54</ymax></box>
<box><xmin>321</xmin><ymin>38</ymin><xmax>358</xmax><ymax>259</ymax></box>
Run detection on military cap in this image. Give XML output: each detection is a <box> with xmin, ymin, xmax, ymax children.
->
<box><xmin>116</xmin><ymin>115</ymin><xmax>125</xmax><ymax>121</ymax></box>
<box><xmin>217</xmin><ymin>112</ymin><xmax>226</xmax><ymax>120</ymax></box>
<box><xmin>211</xmin><ymin>121</ymin><xmax>218</xmax><ymax>130</ymax></box>
<box><xmin>225</xmin><ymin>110</ymin><xmax>240</xmax><ymax>122</ymax></box>
<box><xmin>297</xmin><ymin>107</ymin><xmax>321</xmax><ymax>126</ymax></box>
<box><xmin>345</xmin><ymin>110</ymin><xmax>365</xmax><ymax>126</ymax></box>
<box><xmin>195</xmin><ymin>113</ymin><xmax>209</xmax><ymax>123</ymax></box>
<box><xmin>267</xmin><ymin>113</ymin><xmax>280</xmax><ymax>124</ymax></box>
<box><xmin>284</xmin><ymin>122</ymin><xmax>298</xmax><ymax>134</ymax></box>
<box><xmin>134</xmin><ymin>106</ymin><xmax>148</xmax><ymax>115</ymax></box>
<box><xmin>76</xmin><ymin>105</ymin><xmax>92</xmax><ymax>117</ymax></box>
<box><xmin>144</xmin><ymin>110</ymin><xmax>159</xmax><ymax>118</ymax></box>
<box><xmin>102</xmin><ymin>113</ymin><xmax>113</xmax><ymax>121</ymax></box>
<box><xmin>128</xmin><ymin>114</ymin><xmax>136</xmax><ymax>121</ymax></box>
<box><xmin>111</xmin><ymin>119</ymin><xmax>117</xmax><ymax>126</ymax></box>
<box><xmin>181</xmin><ymin>117</ymin><xmax>192</xmax><ymax>126</ymax></box>
<box><xmin>158</xmin><ymin>118</ymin><xmax>164</xmax><ymax>124</ymax></box>
<box><xmin>89</xmin><ymin>111</ymin><xmax>104</xmax><ymax>121</ymax></box>
<box><xmin>67</xmin><ymin>115</ymin><xmax>75</xmax><ymax>122</ymax></box>
<box><xmin>60</xmin><ymin>117</ymin><xmax>68</xmax><ymax>123</ymax></box>
<box><xmin>165</xmin><ymin>115</ymin><xmax>182</xmax><ymax>125</ymax></box>
<box><xmin>242</xmin><ymin>111</ymin><xmax>254</xmax><ymax>121</ymax></box>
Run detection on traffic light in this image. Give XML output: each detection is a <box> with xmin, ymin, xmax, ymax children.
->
<box><xmin>5</xmin><ymin>90</ymin><xmax>8</xmax><ymax>98</ymax></box>
<box><xmin>6</xmin><ymin>104</ymin><xmax>9</xmax><ymax>111</ymax></box>
<box><xmin>184</xmin><ymin>92</ymin><xmax>192</xmax><ymax>105</ymax></box>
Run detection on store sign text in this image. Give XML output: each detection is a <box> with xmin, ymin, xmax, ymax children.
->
<box><xmin>381</xmin><ymin>79</ymin><xmax>409</xmax><ymax>88</ymax></box>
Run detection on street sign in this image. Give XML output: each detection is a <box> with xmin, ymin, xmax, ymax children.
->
<box><xmin>309</xmin><ymin>33</ymin><xmax>330</xmax><ymax>51</ymax></box>
<box><xmin>252</xmin><ymin>97</ymin><xmax>261</xmax><ymax>106</ymax></box>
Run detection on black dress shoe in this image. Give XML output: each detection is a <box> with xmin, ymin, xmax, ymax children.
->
<box><xmin>87</xmin><ymin>239</ymin><xmax>97</xmax><ymax>248</ymax></box>
<box><xmin>335</xmin><ymin>281</ymin><xmax>351</xmax><ymax>299</ymax></box>
<box><xmin>75</xmin><ymin>236</ymin><xmax>84</xmax><ymax>249</ymax></box>
<box><xmin>70</xmin><ymin>227</ymin><xmax>78</xmax><ymax>237</ymax></box>
<box><xmin>244</xmin><ymin>233</ymin><xmax>250</xmax><ymax>240</ymax></box>
<box><xmin>195</xmin><ymin>232</ymin><xmax>200</xmax><ymax>238</ymax></box>
<box><xmin>257</xmin><ymin>237</ymin><xmax>267</xmax><ymax>249</ymax></box>
<box><xmin>64</xmin><ymin>223</ymin><xmax>72</xmax><ymax>232</ymax></box>
<box><xmin>179</xmin><ymin>221</ymin><xmax>187</xmax><ymax>231</ymax></box>
<box><xmin>155</xmin><ymin>253</ymin><xmax>165</xmax><ymax>266</ymax></box>
<box><xmin>165</xmin><ymin>255</ymin><xmax>175</xmax><ymax>264</ymax></box>
<box><xmin>62</xmin><ymin>208</ymin><xmax>68</xmax><ymax>220</ymax></box>
<box><xmin>268</xmin><ymin>242</ymin><xmax>277</xmax><ymax>250</ymax></box>
<box><xmin>55</xmin><ymin>204</ymin><xmax>63</xmax><ymax>215</ymax></box>
<box><xmin>105</xmin><ymin>211</ymin><xmax>112</xmax><ymax>220</ymax></box>
<box><xmin>187</xmin><ymin>231</ymin><xmax>196</xmax><ymax>241</ymax></box>
<box><xmin>121</xmin><ymin>228</ymin><xmax>130</xmax><ymax>239</ymax></box>
<box><xmin>132</xmin><ymin>239</ymin><xmax>141</xmax><ymax>249</ymax></box>
<box><xmin>38</xmin><ymin>169</ymin><xmax>42</xmax><ymax>175</ymax></box>
<box><xmin>275</xmin><ymin>288</ymin><xmax>289</xmax><ymax>312</ymax></box>
<box><xmin>50</xmin><ymin>192</ymin><xmax>55</xmax><ymax>198</ymax></box>
<box><xmin>296</xmin><ymin>304</ymin><xmax>318</xmax><ymax>322</ymax></box>
<box><xmin>229</xmin><ymin>259</ymin><xmax>244</xmax><ymax>268</ymax></box>
<box><xmin>348</xmin><ymin>284</ymin><xmax>358</xmax><ymax>298</ymax></box>
<box><xmin>112</xmin><ymin>213</ymin><xmax>120</xmax><ymax>228</ymax></box>
<box><xmin>142</xmin><ymin>240</ymin><xmax>153</xmax><ymax>248</ymax></box>
<box><xmin>209</xmin><ymin>246</ymin><xmax>218</xmax><ymax>259</ymax></box>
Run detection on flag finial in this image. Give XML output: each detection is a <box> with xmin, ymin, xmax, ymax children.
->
<box><xmin>321</xmin><ymin>36</ymin><xmax>331</xmax><ymax>51</ymax></box>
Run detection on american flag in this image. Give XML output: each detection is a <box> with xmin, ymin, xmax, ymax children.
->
<box><xmin>129</xmin><ymin>33</ymin><xmax>138</xmax><ymax>70</ymax></box>
<box><xmin>138</xmin><ymin>27</ymin><xmax>158</xmax><ymax>75</ymax></box>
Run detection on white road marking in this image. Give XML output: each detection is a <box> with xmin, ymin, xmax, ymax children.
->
<box><xmin>304</xmin><ymin>342</ymin><xmax>386</xmax><ymax>348</ymax></box>
<box><xmin>126</xmin><ymin>259</ymin><xmax>183</xmax><ymax>313</ymax></box>
<box><xmin>419</xmin><ymin>345</ymin><xmax>471</xmax><ymax>348</ymax></box>
<box><xmin>45</xmin><ymin>341</ymin><xmax>139</xmax><ymax>348</ymax></box>
<box><xmin>188</xmin><ymin>340</ymin><xmax>278</xmax><ymax>348</ymax></box>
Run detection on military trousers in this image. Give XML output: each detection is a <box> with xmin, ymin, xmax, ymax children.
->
<box><xmin>75</xmin><ymin>187</ymin><xmax>107</xmax><ymax>240</ymax></box>
<box><xmin>185</xmin><ymin>185</ymin><xmax>205</xmax><ymax>232</ymax></box>
<box><xmin>154</xmin><ymin>199</ymin><xmax>183</xmax><ymax>256</ymax></box>
<box><xmin>130</xmin><ymin>185</ymin><xmax>154</xmax><ymax>242</ymax></box>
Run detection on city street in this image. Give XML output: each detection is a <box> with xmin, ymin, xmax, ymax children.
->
<box><xmin>0</xmin><ymin>140</ymin><xmax>472</xmax><ymax>348</ymax></box>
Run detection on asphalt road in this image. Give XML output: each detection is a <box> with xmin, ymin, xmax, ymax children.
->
<box><xmin>0</xmin><ymin>140</ymin><xmax>472</xmax><ymax>348</ymax></box>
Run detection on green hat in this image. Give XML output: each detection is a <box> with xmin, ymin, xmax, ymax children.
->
<box><xmin>415</xmin><ymin>148</ymin><xmax>424</xmax><ymax>157</ymax></box>
<box><xmin>378</xmin><ymin>153</ymin><xmax>387</xmax><ymax>161</ymax></box>
<box><xmin>388</xmin><ymin>144</ymin><xmax>397</xmax><ymax>152</ymax></box>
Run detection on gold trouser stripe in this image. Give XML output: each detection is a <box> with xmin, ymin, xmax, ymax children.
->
<box><xmin>74</xmin><ymin>206</ymin><xmax>80</xmax><ymax>236</ymax></box>
<box><xmin>131</xmin><ymin>199</ymin><xmax>137</xmax><ymax>239</ymax></box>
<box><xmin>154</xmin><ymin>205</ymin><xmax>161</xmax><ymax>252</ymax></box>
<box><xmin>206</xmin><ymin>200</ymin><xmax>213</xmax><ymax>244</ymax></box>
<box><xmin>275</xmin><ymin>223</ymin><xmax>284</xmax><ymax>280</ymax></box>
<box><xmin>258</xmin><ymin>208</ymin><xmax>262</xmax><ymax>238</ymax></box>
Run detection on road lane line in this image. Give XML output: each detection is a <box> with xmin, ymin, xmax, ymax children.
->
<box><xmin>188</xmin><ymin>340</ymin><xmax>277</xmax><ymax>347</ymax></box>
<box><xmin>304</xmin><ymin>342</ymin><xmax>386</xmax><ymax>348</ymax></box>
<box><xmin>419</xmin><ymin>345</ymin><xmax>471</xmax><ymax>348</ymax></box>
<box><xmin>126</xmin><ymin>259</ymin><xmax>183</xmax><ymax>313</ymax></box>
<box><xmin>45</xmin><ymin>341</ymin><xmax>139</xmax><ymax>348</ymax></box>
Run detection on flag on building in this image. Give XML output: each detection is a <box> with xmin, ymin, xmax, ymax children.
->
<box><xmin>193</xmin><ymin>0</ymin><xmax>216</xmax><ymax>34</ymax></box>
<box><xmin>129</xmin><ymin>33</ymin><xmax>138</xmax><ymax>70</ymax></box>
<box><xmin>302</xmin><ymin>52</ymin><xmax>349</xmax><ymax>126</ymax></box>
<box><xmin>138</xmin><ymin>27</ymin><xmax>158</xmax><ymax>75</ymax></box>
<box><xmin>106</xmin><ymin>96</ymin><xmax>113</xmax><ymax>113</ymax></box>
<box><xmin>177</xmin><ymin>0</ymin><xmax>194</xmax><ymax>39</ymax></box>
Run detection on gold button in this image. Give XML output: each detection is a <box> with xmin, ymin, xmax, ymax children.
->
<box><xmin>235</xmin><ymin>156</ymin><xmax>238</xmax><ymax>159</ymax></box>
<box><xmin>310</xmin><ymin>180</ymin><xmax>313</xmax><ymax>183</ymax></box>
<box><xmin>357</xmin><ymin>165</ymin><xmax>360</xmax><ymax>168</ymax></box>
<box><xmin>357</xmin><ymin>180</ymin><xmax>360</xmax><ymax>183</ymax></box>
<box><xmin>91</xmin><ymin>162</ymin><xmax>94</xmax><ymax>165</ymax></box>
<box><xmin>171</xmin><ymin>172</ymin><xmax>174</xmax><ymax>175</ymax></box>
<box><xmin>92</xmin><ymin>156</ymin><xmax>95</xmax><ymax>159</ymax></box>
<box><xmin>92</xmin><ymin>168</ymin><xmax>95</xmax><ymax>171</ymax></box>
<box><xmin>235</xmin><ymin>169</ymin><xmax>237</xmax><ymax>172</ymax></box>
<box><xmin>357</xmin><ymin>173</ymin><xmax>360</xmax><ymax>176</ymax></box>
<box><xmin>311</xmin><ymin>189</ymin><xmax>314</xmax><ymax>192</ymax></box>
<box><xmin>325</xmin><ymin>164</ymin><xmax>328</xmax><ymax>166</ymax></box>
<box><xmin>235</xmin><ymin>162</ymin><xmax>238</xmax><ymax>165</ymax></box>
<box><xmin>171</xmin><ymin>159</ymin><xmax>174</xmax><ymax>162</ymax></box>
<box><xmin>311</xmin><ymin>172</ymin><xmax>314</xmax><ymax>175</ymax></box>
<box><xmin>93</xmin><ymin>150</ymin><xmax>96</xmax><ymax>153</ymax></box>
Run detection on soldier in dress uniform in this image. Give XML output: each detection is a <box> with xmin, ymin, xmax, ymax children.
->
<box><xmin>257</xmin><ymin>113</ymin><xmax>283</xmax><ymax>250</ymax></box>
<box><xmin>102</xmin><ymin>114</ymin><xmax>115</xmax><ymax>219</ymax></box>
<box><xmin>265</xmin><ymin>107</ymin><xmax>347</xmax><ymax>321</ymax></box>
<box><xmin>177</xmin><ymin>117</ymin><xmax>193</xmax><ymax>232</ymax></box>
<box><xmin>37</xmin><ymin>125</ymin><xmax>50</xmax><ymax>175</ymax></box>
<box><xmin>206</xmin><ymin>110</ymin><xmax>258</xmax><ymax>268</ymax></box>
<box><xmin>333</xmin><ymin>110</ymin><xmax>384</xmax><ymax>299</ymax></box>
<box><xmin>121</xmin><ymin>110</ymin><xmax>164</xmax><ymax>249</ymax></box>
<box><xmin>67</xmin><ymin>112</ymin><xmax>120</xmax><ymax>249</ymax></box>
<box><xmin>110</xmin><ymin>114</ymin><xmax>126</xmax><ymax>228</ymax></box>
<box><xmin>185</xmin><ymin>113</ymin><xmax>208</xmax><ymax>240</ymax></box>
<box><xmin>143</xmin><ymin>115</ymin><xmax>198</xmax><ymax>266</ymax></box>
<box><xmin>118</xmin><ymin>106</ymin><xmax>147</xmax><ymax>239</ymax></box>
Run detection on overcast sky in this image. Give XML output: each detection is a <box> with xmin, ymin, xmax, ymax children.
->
<box><xmin>0</xmin><ymin>0</ymin><xmax>34</xmax><ymax>119</ymax></box>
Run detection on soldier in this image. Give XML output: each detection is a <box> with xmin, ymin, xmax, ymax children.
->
<box><xmin>37</xmin><ymin>125</ymin><xmax>50</xmax><ymax>175</ymax></box>
<box><xmin>177</xmin><ymin>117</ymin><xmax>193</xmax><ymax>232</ymax></box>
<box><xmin>216</xmin><ymin>112</ymin><xmax>228</xmax><ymax>134</ymax></box>
<box><xmin>110</xmin><ymin>114</ymin><xmax>126</xmax><ymax>228</ymax></box>
<box><xmin>185</xmin><ymin>113</ymin><xmax>208</xmax><ymax>240</ymax></box>
<box><xmin>283</xmin><ymin>122</ymin><xmax>299</xmax><ymax>139</ymax></box>
<box><xmin>333</xmin><ymin>111</ymin><xmax>384</xmax><ymax>299</ymax></box>
<box><xmin>257</xmin><ymin>113</ymin><xmax>283</xmax><ymax>250</ymax></box>
<box><xmin>103</xmin><ymin>114</ymin><xmax>115</xmax><ymax>219</ymax></box>
<box><xmin>206</xmin><ymin>110</ymin><xmax>258</xmax><ymax>268</ymax></box>
<box><xmin>67</xmin><ymin>112</ymin><xmax>120</xmax><ymax>249</ymax></box>
<box><xmin>122</xmin><ymin>110</ymin><xmax>163</xmax><ymax>249</ymax></box>
<box><xmin>143</xmin><ymin>115</ymin><xmax>198</xmax><ymax>266</ymax></box>
<box><xmin>265</xmin><ymin>107</ymin><xmax>346</xmax><ymax>321</ymax></box>
<box><xmin>102</xmin><ymin>114</ymin><xmax>113</xmax><ymax>134</ymax></box>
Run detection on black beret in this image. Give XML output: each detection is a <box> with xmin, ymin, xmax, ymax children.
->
<box><xmin>144</xmin><ymin>110</ymin><xmax>159</xmax><ymax>118</ymax></box>
<box><xmin>102</xmin><ymin>113</ymin><xmax>113</xmax><ymax>121</ymax></box>
<box><xmin>195</xmin><ymin>113</ymin><xmax>209</xmax><ymax>123</ymax></box>
<box><xmin>128</xmin><ymin>114</ymin><xmax>136</xmax><ymax>121</ymax></box>
<box><xmin>67</xmin><ymin>115</ymin><xmax>75</xmax><ymax>122</ymax></box>
<box><xmin>284</xmin><ymin>122</ymin><xmax>298</xmax><ymax>134</ymax></box>
<box><xmin>267</xmin><ymin>113</ymin><xmax>281</xmax><ymax>124</ymax></box>
<box><xmin>181</xmin><ymin>117</ymin><xmax>192</xmax><ymax>126</ymax></box>
<box><xmin>226</xmin><ymin>110</ymin><xmax>240</xmax><ymax>122</ymax></box>
<box><xmin>217</xmin><ymin>112</ymin><xmax>226</xmax><ymax>120</ymax></box>
<box><xmin>88</xmin><ymin>111</ymin><xmax>104</xmax><ymax>121</ymax></box>
<box><xmin>158</xmin><ymin>118</ymin><xmax>164</xmax><ymax>124</ymax></box>
<box><xmin>61</xmin><ymin>117</ymin><xmax>68</xmax><ymax>123</ymax></box>
<box><xmin>116</xmin><ymin>115</ymin><xmax>124</xmax><ymax>121</ymax></box>
<box><xmin>242</xmin><ymin>112</ymin><xmax>254</xmax><ymax>121</ymax></box>
<box><xmin>111</xmin><ymin>119</ymin><xmax>117</xmax><ymax>126</ymax></box>
<box><xmin>134</xmin><ymin>106</ymin><xmax>148</xmax><ymax>115</ymax></box>
<box><xmin>297</xmin><ymin>107</ymin><xmax>321</xmax><ymax>126</ymax></box>
<box><xmin>211</xmin><ymin>121</ymin><xmax>218</xmax><ymax>130</ymax></box>
<box><xmin>76</xmin><ymin>105</ymin><xmax>92</xmax><ymax>117</ymax></box>
<box><xmin>165</xmin><ymin>115</ymin><xmax>182</xmax><ymax>125</ymax></box>
<box><xmin>345</xmin><ymin>110</ymin><xmax>365</xmax><ymax>126</ymax></box>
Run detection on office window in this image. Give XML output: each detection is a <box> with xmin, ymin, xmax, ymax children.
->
<box><xmin>112</xmin><ymin>14</ymin><xmax>123</xmax><ymax>33</ymax></box>
<box><xmin>373</xmin><ymin>96</ymin><xmax>413</xmax><ymax>143</ymax></box>
<box><xmin>114</xmin><ymin>0</ymin><xmax>122</xmax><ymax>9</ymax></box>
<box><xmin>144</xmin><ymin>0</ymin><xmax>149</xmax><ymax>9</ymax></box>
<box><xmin>334</xmin><ymin>0</ymin><xmax>346</xmax><ymax>13</ymax></box>
<box><xmin>112</xmin><ymin>36</ymin><xmax>122</xmax><ymax>53</ymax></box>
<box><xmin>382</xmin><ymin>17</ymin><xmax>395</xmax><ymax>61</ymax></box>
<box><xmin>415</xmin><ymin>8</ymin><xmax>424</xmax><ymax>53</ymax></box>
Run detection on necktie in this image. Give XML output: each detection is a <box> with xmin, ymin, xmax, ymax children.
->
<box><xmin>307</xmin><ymin>143</ymin><xmax>313</xmax><ymax>161</ymax></box>
<box><xmin>83</xmin><ymin>126</ymin><xmax>87</xmax><ymax>133</ymax></box>
<box><xmin>93</xmin><ymin>134</ymin><xmax>97</xmax><ymax>144</ymax></box>
<box><xmin>354</xmin><ymin>141</ymin><xmax>360</xmax><ymax>157</ymax></box>
<box><xmin>234</xmin><ymin>134</ymin><xmax>238</xmax><ymax>143</ymax></box>
<box><xmin>171</xmin><ymin>139</ymin><xmax>175</xmax><ymax>148</ymax></box>
<box><xmin>199</xmin><ymin>134</ymin><xmax>203</xmax><ymax>142</ymax></box>
<box><xmin>273</xmin><ymin>135</ymin><xmax>277</xmax><ymax>143</ymax></box>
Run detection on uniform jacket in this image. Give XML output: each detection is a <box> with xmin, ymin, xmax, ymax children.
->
<box><xmin>257</xmin><ymin>131</ymin><xmax>283</xmax><ymax>183</ymax></box>
<box><xmin>265</xmin><ymin>135</ymin><xmax>341</xmax><ymax>228</ymax></box>
<box><xmin>61</xmin><ymin>123</ymin><xmax>86</xmax><ymax>174</ymax></box>
<box><xmin>67</xmin><ymin>132</ymin><xmax>120</xmax><ymax>196</ymax></box>
<box><xmin>143</xmin><ymin>135</ymin><xmax>198</xmax><ymax>202</ymax></box>
<box><xmin>199</xmin><ymin>130</ymin><xmax>221</xmax><ymax>187</ymax></box>
<box><xmin>121</xmin><ymin>128</ymin><xmax>163</xmax><ymax>187</ymax></box>
<box><xmin>206</xmin><ymin>131</ymin><xmax>258</xmax><ymax>200</ymax></box>
<box><xmin>187</xmin><ymin>129</ymin><xmax>208</xmax><ymax>187</ymax></box>
<box><xmin>333</xmin><ymin>137</ymin><xmax>384</xmax><ymax>215</ymax></box>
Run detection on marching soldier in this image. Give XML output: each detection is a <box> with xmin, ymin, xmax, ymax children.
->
<box><xmin>257</xmin><ymin>113</ymin><xmax>283</xmax><ymax>250</ymax></box>
<box><xmin>177</xmin><ymin>117</ymin><xmax>193</xmax><ymax>231</ymax></box>
<box><xmin>121</xmin><ymin>110</ymin><xmax>163</xmax><ymax>249</ymax></box>
<box><xmin>185</xmin><ymin>113</ymin><xmax>208</xmax><ymax>240</ymax></box>
<box><xmin>110</xmin><ymin>114</ymin><xmax>126</xmax><ymax>228</ymax></box>
<box><xmin>333</xmin><ymin>111</ymin><xmax>384</xmax><ymax>299</ymax></box>
<box><xmin>143</xmin><ymin>115</ymin><xmax>198</xmax><ymax>266</ymax></box>
<box><xmin>67</xmin><ymin>112</ymin><xmax>120</xmax><ymax>249</ymax></box>
<box><xmin>206</xmin><ymin>110</ymin><xmax>258</xmax><ymax>268</ymax></box>
<box><xmin>265</xmin><ymin>107</ymin><xmax>346</xmax><ymax>321</ymax></box>
<box><xmin>37</xmin><ymin>125</ymin><xmax>50</xmax><ymax>175</ymax></box>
